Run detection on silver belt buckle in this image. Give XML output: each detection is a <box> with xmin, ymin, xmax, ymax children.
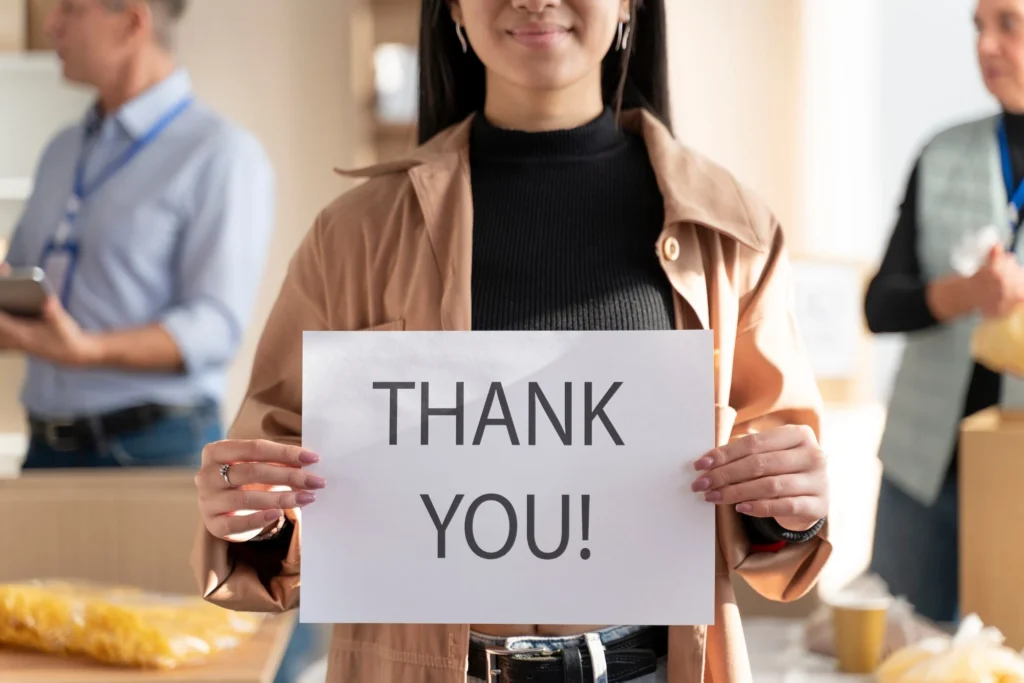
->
<box><xmin>44</xmin><ymin>419</ymin><xmax>79</xmax><ymax>451</ymax></box>
<box><xmin>484</xmin><ymin>643</ymin><xmax>554</xmax><ymax>683</ymax></box>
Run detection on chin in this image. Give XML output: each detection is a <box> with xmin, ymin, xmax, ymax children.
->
<box><xmin>503</xmin><ymin>66</ymin><xmax>586</xmax><ymax>93</ymax></box>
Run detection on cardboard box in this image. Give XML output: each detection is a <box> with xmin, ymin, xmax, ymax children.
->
<box><xmin>27</xmin><ymin>0</ymin><xmax>57</xmax><ymax>50</ymax></box>
<box><xmin>960</xmin><ymin>408</ymin><xmax>1024</xmax><ymax>649</ymax></box>
<box><xmin>0</xmin><ymin>0</ymin><xmax>27</xmax><ymax>52</ymax></box>
<box><xmin>0</xmin><ymin>469</ymin><xmax>202</xmax><ymax>595</ymax></box>
<box><xmin>0</xmin><ymin>613</ymin><xmax>296</xmax><ymax>683</ymax></box>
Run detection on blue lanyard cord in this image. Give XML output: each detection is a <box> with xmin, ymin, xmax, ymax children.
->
<box><xmin>997</xmin><ymin>117</ymin><xmax>1024</xmax><ymax>242</ymax></box>
<box><xmin>73</xmin><ymin>96</ymin><xmax>194</xmax><ymax>200</ymax></box>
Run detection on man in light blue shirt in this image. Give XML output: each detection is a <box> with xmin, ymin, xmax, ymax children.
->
<box><xmin>0</xmin><ymin>0</ymin><xmax>275</xmax><ymax>469</ymax></box>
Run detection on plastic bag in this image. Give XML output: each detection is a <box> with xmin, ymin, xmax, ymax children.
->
<box><xmin>804</xmin><ymin>573</ymin><xmax>947</xmax><ymax>659</ymax></box>
<box><xmin>973</xmin><ymin>306</ymin><xmax>1024</xmax><ymax>377</ymax></box>
<box><xmin>876</xmin><ymin>613</ymin><xmax>1024</xmax><ymax>682</ymax></box>
<box><xmin>949</xmin><ymin>225</ymin><xmax>1024</xmax><ymax>378</ymax></box>
<box><xmin>0</xmin><ymin>580</ymin><xmax>264</xmax><ymax>669</ymax></box>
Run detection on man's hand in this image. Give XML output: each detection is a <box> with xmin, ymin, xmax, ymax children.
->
<box><xmin>0</xmin><ymin>295</ymin><xmax>99</xmax><ymax>366</ymax></box>
<box><xmin>691</xmin><ymin>424</ymin><xmax>829</xmax><ymax>532</ymax></box>
<box><xmin>970</xmin><ymin>245</ymin><xmax>1024</xmax><ymax>318</ymax></box>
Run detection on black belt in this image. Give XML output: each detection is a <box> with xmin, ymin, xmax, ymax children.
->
<box><xmin>29</xmin><ymin>404</ymin><xmax>194</xmax><ymax>451</ymax></box>
<box><xmin>468</xmin><ymin>626</ymin><xmax>668</xmax><ymax>683</ymax></box>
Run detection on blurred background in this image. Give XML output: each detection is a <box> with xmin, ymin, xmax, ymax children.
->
<box><xmin>0</xmin><ymin>0</ymin><xmax>1016</xmax><ymax>682</ymax></box>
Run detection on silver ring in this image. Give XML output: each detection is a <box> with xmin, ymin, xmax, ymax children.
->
<box><xmin>220</xmin><ymin>463</ymin><xmax>234</xmax><ymax>488</ymax></box>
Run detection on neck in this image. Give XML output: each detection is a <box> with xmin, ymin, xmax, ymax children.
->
<box><xmin>483</xmin><ymin>73</ymin><xmax>604</xmax><ymax>132</ymax></box>
<box><xmin>97</xmin><ymin>49</ymin><xmax>177</xmax><ymax>114</ymax></box>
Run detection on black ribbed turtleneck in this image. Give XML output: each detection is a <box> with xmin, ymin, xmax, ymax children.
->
<box><xmin>1003</xmin><ymin>111</ymin><xmax>1024</xmax><ymax>179</ymax></box>
<box><xmin>865</xmin><ymin>111</ymin><xmax>1024</xmax><ymax>475</ymax></box>
<box><xmin>466</xmin><ymin>109</ymin><xmax>823</xmax><ymax>548</ymax></box>
<box><xmin>468</xmin><ymin>108</ymin><xmax>674</xmax><ymax>331</ymax></box>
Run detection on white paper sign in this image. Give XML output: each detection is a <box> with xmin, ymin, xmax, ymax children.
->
<box><xmin>300</xmin><ymin>330</ymin><xmax>716</xmax><ymax>626</ymax></box>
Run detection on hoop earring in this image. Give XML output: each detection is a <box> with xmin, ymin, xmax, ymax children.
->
<box><xmin>616</xmin><ymin>19</ymin><xmax>631</xmax><ymax>52</ymax></box>
<box><xmin>455</xmin><ymin>21</ymin><xmax>468</xmax><ymax>54</ymax></box>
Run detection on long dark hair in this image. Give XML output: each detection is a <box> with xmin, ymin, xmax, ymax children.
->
<box><xmin>417</xmin><ymin>0</ymin><xmax>671</xmax><ymax>144</ymax></box>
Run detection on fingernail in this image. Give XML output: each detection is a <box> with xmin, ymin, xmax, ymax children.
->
<box><xmin>704</xmin><ymin>491</ymin><xmax>723</xmax><ymax>503</ymax></box>
<box><xmin>305</xmin><ymin>475</ymin><xmax>327</xmax><ymax>489</ymax></box>
<box><xmin>691</xmin><ymin>477</ymin><xmax>711</xmax><ymax>492</ymax></box>
<box><xmin>694</xmin><ymin>456</ymin><xmax>713</xmax><ymax>471</ymax></box>
<box><xmin>264</xmin><ymin>509</ymin><xmax>283</xmax><ymax>522</ymax></box>
<box><xmin>296</xmin><ymin>492</ymin><xmax>316</xmax><ymax>506</ymax></box>
<box><xmin>736</xmin><ymin>503</ymin><xmax>753</xmax><ymax>513</ymax></box>
<box><xmin>299</xmin><ymin>451</ymin><xmax>320</xmax><ymax>465</ymax></box>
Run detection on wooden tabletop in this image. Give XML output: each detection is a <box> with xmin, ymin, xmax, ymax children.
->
<box><xmin>0</xmin><ymin>613</ymin><xmax>296</xmax><ymax>683</ymax></box>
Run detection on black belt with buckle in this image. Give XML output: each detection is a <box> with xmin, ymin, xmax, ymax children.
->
<box><xmin>29</xmin><ymin>404</ymin><xmax>191</xmax><ymax>451</ymax></box>
<box><xmin>468</xmin><ymin>626</ymin><xmax>668</xmax><ymax>683</ymax></box>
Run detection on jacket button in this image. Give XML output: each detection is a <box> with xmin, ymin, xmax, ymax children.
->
<box><xmin>662</xmin><ymin>236</ymin><xmax>680</xmax><ymax>262</ymax></box>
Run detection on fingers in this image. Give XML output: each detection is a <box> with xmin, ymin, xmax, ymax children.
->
<box><xmin>203</xmin><ymin>439</ymin><xmax>319</xmax><ymax>467</ymax></box>
<box><xmin>0</xmin><ymin>262</ymin><xmax>10</xmax><ymax>276</ymax></box>
<box><xmin>202</xmin><ymin>487</ymin><xmax>317</xmax><ymax>516</ymax></box>
<box><xmin>734</xmin><ymin>495</ymin><xmax>826</xmax><ymax>522</ymax></box>
<box><xmin>0</xmin><ymin>311</ymin><xmax>28</xmax><ymax>349</ymax></box>
<box><xmin>987</xmin><ymin>244</ymin><xmax>1005</xmax><ymax>265</ymax></box>
<box><xmin>216</xmin><ymin>461</ymin><xmax>326</xmax><ymax>491</ymax></box>
<box><xmin>694</xmin><ymin>424</ymin><xmax>815</xmax><ymax>471</ymax></box>
<box><xmin>692</xmin><ymin>448</ymin><xmax>811</xmax><ymax>493</ymax></box>
<box><xmin>206</xmin><ymin>509</ymin><xmax>286</xmax><ymax>541</ymax></box>
<box><xmin>698</xmin><ymin>472</ymin><xmax>817</xmax><ymax>505</ymax></box>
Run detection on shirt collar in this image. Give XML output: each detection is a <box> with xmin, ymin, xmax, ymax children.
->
<box><xmin>84</xmin><ymin>68</ymin><xmax>193</xmax><ymax>140</ymax></box>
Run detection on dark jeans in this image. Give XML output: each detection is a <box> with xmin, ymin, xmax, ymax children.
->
<box><xmin>22</xmin><ymin>401</ymin><xmax>222</xmax><ymax>469</ymax></box>
<box><xmin>870</xmin><ymin>467</ymin><xmax>959</xmax><ymax>624</ymax></box>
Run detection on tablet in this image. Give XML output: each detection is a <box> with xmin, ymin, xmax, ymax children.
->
<box><xmin>0</xmin><ymin>267</ymin><xmax>52</xmax><ymax>318</ymax></box>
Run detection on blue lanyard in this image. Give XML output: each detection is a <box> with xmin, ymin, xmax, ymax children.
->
<box><xmin>997</xmin><ymin>116</ymin><xmax>1024</xmax><ymax>242</ymax></box>
<box><xmin>72</xmin><ymin>95</ymin><xmax>194</xmax><ymax>205</ymax></box>
<box><xmin>50</xmin><ymin>96</ymin><xmax>193</xmax><ymax>249</ymax></box>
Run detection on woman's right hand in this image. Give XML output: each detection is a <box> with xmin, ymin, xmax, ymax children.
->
<box><xmin>196</xmin><ymin>439</ymin><xmax>326</xmax><ymax>543</ymax></box>
<box><xmin>970</xmin><ymin>245</ymin><xmax>1024</xmax><ymax>318</ymax></box>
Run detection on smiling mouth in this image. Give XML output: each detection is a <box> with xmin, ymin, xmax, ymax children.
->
<box><xmin>508</xmin><ymin>23</ymin><xmax>571</xmax><ymax>47</ymax></box>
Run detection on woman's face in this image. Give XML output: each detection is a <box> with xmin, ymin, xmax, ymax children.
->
<box><xmin>976</xmin><ymin>0</ymin><xmax>1024</xmax><ymax>111</ymax></box>
<box><xmin>451</xmin><ymin>0</ymin><xmax>630</xmax><ymax>93</ymax></box>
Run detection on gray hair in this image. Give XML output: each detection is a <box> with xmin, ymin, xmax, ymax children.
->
<box><xmin>105</xmin><ymin>0</ymin><xmax>188</xmax><ymax>50</ymax></box>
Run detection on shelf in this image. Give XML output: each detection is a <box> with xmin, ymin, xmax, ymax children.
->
<box><xmin>0</xmin><ymin>178</ymin><xmax>32</xmax><ymax>201</ymax></box>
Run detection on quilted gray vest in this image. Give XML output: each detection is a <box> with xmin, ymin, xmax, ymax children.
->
<box><xmin>878</xmin><ymin>114</ymin><xmax>1024</xmax><ymax>506</ymax></box>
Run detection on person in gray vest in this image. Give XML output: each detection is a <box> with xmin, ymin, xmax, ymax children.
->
<box><xmin>865</xmin><ymin>0</ymin><xmax>1024</xmax><ymax>625</ymax></box>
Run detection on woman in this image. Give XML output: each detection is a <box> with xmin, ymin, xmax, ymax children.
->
<box><xmin>866</xmin><ymin>0</ymin><xmax>1024</xmax><ymax>626</ymax></box>
<box><xmin>191</xmin><ymin>1</ymin><xmax>831</xmax><ymax>681</ymax></box>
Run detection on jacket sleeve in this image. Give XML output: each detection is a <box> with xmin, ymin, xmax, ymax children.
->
<box><xmin>190</xmin><ymin>214</ymin><xmax>331</xmax><ymax>614</ymax></box>
<box><xmin>718</xmin><ymin>222</ymin><xmax>833</xmax><ymax>603</ymax></box>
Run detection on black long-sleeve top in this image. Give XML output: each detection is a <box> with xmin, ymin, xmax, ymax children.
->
<box><xmin>864</xmin><ymin>112</ymin><xmax>1024</xmax><ymax>470</ymax></box>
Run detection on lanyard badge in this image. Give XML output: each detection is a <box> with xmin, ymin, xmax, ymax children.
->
<box><xmin>40</xmin><ymin>195</ymin><xmax>83</xmax><ymax>304</ymax></box>
<box><xmin>37</xmin><ymin>96</ymin><xmax>194</xmax><ymax>307</ymax></box>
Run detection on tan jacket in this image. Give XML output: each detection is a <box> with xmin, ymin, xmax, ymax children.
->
<box><xmin>192</xmin><ymin>109</ymin><xmax>832</xmax><ymax>683</ymax></box>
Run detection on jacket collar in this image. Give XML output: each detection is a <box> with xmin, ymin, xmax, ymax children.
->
<box><xmin>335</xmin><ymin>108</ymin><xmax>766</xmax><ymax>253</ymax></box>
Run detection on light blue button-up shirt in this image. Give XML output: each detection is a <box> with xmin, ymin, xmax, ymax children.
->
<box><xmin>6</xmin><ymin>69</ymin><xmax>275</xmax><ymax>417</ymax></box>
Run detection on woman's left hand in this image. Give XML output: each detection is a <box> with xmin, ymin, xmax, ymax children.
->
<box><xmin>690</xmin><ymin>424</ymin><xmax>829</xmax><ymax>532</ymax></box>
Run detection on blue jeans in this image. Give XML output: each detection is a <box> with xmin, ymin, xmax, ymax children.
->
<box><xmin>21</xmin><ymin>401</ymin><xmax>221</xmax><ymax>469</ymax></box>
<box><xmin>870</xmin><ymin>468</ymin><xmax>959</xmax><ymax>624</ymax></box>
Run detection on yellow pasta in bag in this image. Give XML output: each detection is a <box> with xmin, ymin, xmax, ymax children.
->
<box><xmin>973</xmin><ymin>306</ymin><xmax>1024</xmax><ymax>378</ymax></box>
<box><xmin>0</xmin><ymin>580</ymin><xmax>263</xmax><ymax>669</ymax></box>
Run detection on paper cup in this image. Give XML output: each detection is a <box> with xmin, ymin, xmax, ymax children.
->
<box><xmin>831</xmin><ymin>596</ymin><xmax>891</xmax><ymax>674</ymax></box>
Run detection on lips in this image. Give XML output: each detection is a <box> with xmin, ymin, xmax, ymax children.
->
<box><xmin>508</xmin><ymin>22</ymin><xmax>571</xmax><ymax>47</ymax></box>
